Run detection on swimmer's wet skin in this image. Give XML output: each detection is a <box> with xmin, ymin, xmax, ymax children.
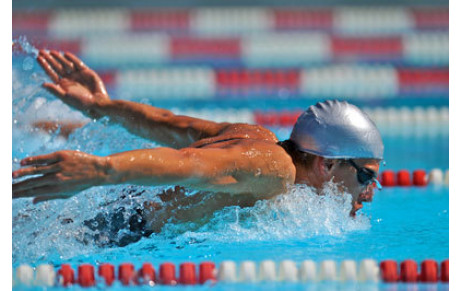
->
<box><xmin>12</xmin><ymin>50</ymin><xmax>384</xmax><ymax>234</ymax></box>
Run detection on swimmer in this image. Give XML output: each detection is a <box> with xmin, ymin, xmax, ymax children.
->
<box><xmin>13</xmin><ymin>50</ymin><xmax>383</xmax><ymax>237</ymax></box>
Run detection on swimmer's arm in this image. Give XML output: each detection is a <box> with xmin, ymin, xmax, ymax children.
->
<box><xmin>36</xmin><ymin>50</ymin><xmax>228</xmax><ymax>147</ymax></box>
<box><xmin>106</xmin><ymin>147</ymin><xmax>293</xmax><ymax>196</ymax></box>
<box><xmin>12</xmin><ymin>146</ymin><xmax>293</xmax><ymax>202</ymax></box>
<box><xmin>92</xmin><ymin>100</ymin><xmax>230</xmax><ymax>148</ymax></box>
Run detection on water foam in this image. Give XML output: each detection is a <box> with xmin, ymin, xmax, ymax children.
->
<box><xmin>160</xmin><ymin>183</ymin><xmax>370</xmax><ymax>245</ymax></box>
<box><xmin>13</xmin><ymin>181</ymin><xmax>370</xmax><ymax>264</ymax></box>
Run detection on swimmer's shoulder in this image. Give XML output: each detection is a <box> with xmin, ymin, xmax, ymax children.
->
<box><xmin>190</xmin><ymin>123</ymin><xmax>278</xmax><ymax>148</ymax></box>
<box><xmin>220</xmin><ymin>123</ymin><xmax>278</xmax><ymax>142</ymax></box>
<box><xmin>244</xmin><ymin>138</ymin><xmax>297</xmax><ymax>183</ymax></box>
<box><xmin>202</xmin><ymin>137</ymin><xmax>297</xmax><ymax>186</ymax></box>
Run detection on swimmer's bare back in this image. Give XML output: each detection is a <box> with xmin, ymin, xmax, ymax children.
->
<box><xmin>142</xmin><ymin>125</ymin><xmax>293</xmax><ymax>232</ymax></box>
<box><xmin>12</xmin><ymin>50</ymin><xmax>296</xmax><ymax>221</ymax></box>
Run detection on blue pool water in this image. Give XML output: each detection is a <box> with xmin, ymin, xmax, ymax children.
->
<box><xmin>12</xmin><ymin>54</ymin><xmax>448</xmax><ymax>290</ymax></box>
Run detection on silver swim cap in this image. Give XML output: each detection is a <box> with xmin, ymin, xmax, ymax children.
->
<box><xmin>290</xmin><ymin>100</ymin><xmax>384</xmax><ymax>160</ymax></box>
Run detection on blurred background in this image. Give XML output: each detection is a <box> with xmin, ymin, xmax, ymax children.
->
<box><xmin>12</xmin><ymin>1</ymin><xmax>448</xmax><ymax>169</ymax></box>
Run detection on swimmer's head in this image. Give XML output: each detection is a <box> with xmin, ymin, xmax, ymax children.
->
<box><xmin>290</xmin><ymin>100</ymin><xmax>383</xmax><ymax>160</ymax></box>
<box><xmin>283</xmin><ymin>100</ymin><xmax>384</xmax><ymax>216</ymax></box>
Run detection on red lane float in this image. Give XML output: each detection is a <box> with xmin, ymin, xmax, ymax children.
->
<box><xmin>159</xmin><ymin>262</ymin><xmax>177</xmax><ymax>285</ymax></box>
<box><xmin>12</xmin><ymin>11</ymin><xmax>50</xmax><ymax>32</ymax></box>
<box><xmin>119</xmin><ymin>263</ymin><xmax>135</xmax><ymax>286</ymax></box>
<box><xmin>411</xmin><ymin>7</ymin><xmax>449</xmax><ymax>29</ymax></box>
<box><xmin>171</xmin><ymin>37</ymin><xmax>241</xmax><ymax>59</ymax></box>
<box><xmin>400</xmin><ymin>260</ymin><xmax>418</xmax><ymax>282</ymax></box>
<box><xmin>397</xmin><ymin>170</ymin><xmax>411</xmax><ymax>186</ymax></box>
<box><xmin>78</xmin><ymin>264</ymin><xmax>95</xmax><ymax>287</ymax></box>
<box><xmin>216</xmin><ymin>70</ymin><xmax>300</xmax><ymax>93</ymax></box>
<box><xmin>254</xmin><ymin>111</ymin><xmax>302</xmax><ymax>127</ymax></box>
<box><xmin>199</xmin><ymin>262</ymin><xmax>216</xmax><ymax>284</ymax></box>
<box><xmin>58</xmin><ymin>264</ymin><xmax>74</xmax><ymax>286</ymax></box>
<box><xmin>440</xmin><ymin>260</ymin><xmax>449</xmax><ymax>282</ymax></box>
<box><xmin>398</xmin><ymin>69</ymin><xmax>449</xmax><ymax>96</ymax></box>
<box><xmin>420</xmin><ymin>260</ymin><xmax>438</xmax><ymax>282</ymax></box>
<box><xmin>273</xmin><ymin>9</ymin><xmax>333</xmax><ymax>30</ymax></box>
<box><xmin>130</xmin><ymin>10</ymin><xmax>190</xmax><ymax>32</ymax></box>
<box><xmin>413</xmin><ymin>170</ymin><xmax>427</xmax><ymax>186</ymax></box>
<box><xmin>380</xmin><ymin>171</ymin><xmax>396</xmax><ymax>187</ymax></box>
<box><xmin>98</xmin><ymin>263</ymin><xmax>115</xmax><ymax>286</ymax></box>
<box><xmin>137</xmin><ymin>263</ymin><xmax>156</xmax><ymax>284</ymax></box>
<box><xmin>179</xmin><ymin>262</ymin><xmax>197</xmax><ymax>285</ymax></box>
<box><xmin>331</xmin><ymin>36</ymin><xmax>403</xmax><ymax>59</ymax></box>
<box><xmin>380</xmin><ymin>260</ymin><xmax>398</xmax><ymax>282</ymax></box>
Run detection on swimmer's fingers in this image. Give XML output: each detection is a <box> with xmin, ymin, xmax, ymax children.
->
<box><xmin>20</xmin><ymin>153</ymin><xmax>61</xmax><ymax>167</ymax></box>
<box><xmin>13</xmin><ymin>186</ymin><xmax>66</xmax><ymax>200</ymax></box>
<box><xmin>37</xmin><ymin>55</ymin><xmax>59</xmax><ymax>83</ymax></box>
<box><xmin>50</xmin><ymin>50</ymin><xmax>74</xmax><ymax>74</ymax></box>
<box><xmin>12</xmin><ymin>175</ymin><xmax>59</xmax><ymax>197</ymax></box>
<box><xmin>63</xmin><ymin>52</ymin><xmax>88</xmax><ymax>71</ymax></box>
<box><xmin>33</xmin><ymin>194</ymin><xmax>71</xmax><ymax>204</ymax></box>
<box><xmin>42</xmin><ymin>83</ymin><xmax>66</xmax><ymax>98</ymax></box>
<box><xmin>12</xmin><ymin>164</ymin><xmax>58</xmax><ymax>179</ymax></box>
<box><xmin>39</xmin><ymin>50</ymin><xmax>65</xmax><ymax>76</ymax></box>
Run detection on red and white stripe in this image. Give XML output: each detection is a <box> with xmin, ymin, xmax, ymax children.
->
<box><xmin>93</xmin><ymin>66</ymin><xmax>448</xmax><ymax>100</ymax></box>
<box><xmin>13</xmin><ymin>259</ymin><xmax>448</xmax><ymax>287</ymax></box>
<box><xmin>171</xmin><ymin>36</ymin><xmax>241</xmax><ymax>60</ymax></box>
<box><xmin>254</xmin><ymin>106</ymin><xmax>448</xmax><ymax>126</ymax></box>
<box><xmin>380</xmin><ymin>169</ymin><xmax>449</xmax><ymax>187</ymax></box>
<box><xmin>13</xmin><ymin>33</ymin><xmax>448</xmax><ymax>67</ymax></box>
<box><xmin>12</xmin><ymin>11</ymin><xmax>51</xmax><ymax>33</ymax></box>
<box><xmin>130</xmin><ymin>10</ymin><xmax>190</xmax><ymax>32</ymax></box>
<box><xmin>411</xmin><ymin>7</ymin><xmax>449</xmax><ymax>29</ymax></box>
<box><xmin>273</xmin><ymin>9</ymin><xmax>333</xmax><ymax>31</ymax></box>
<box><xmin>13</xmin><ymin>7</ymin><xmax>448</xmax><ymax>36</ymax></box>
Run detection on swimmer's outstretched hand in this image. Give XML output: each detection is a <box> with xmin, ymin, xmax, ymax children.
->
<box><xmin>37</xmin><ymin>50</ymin><xmax>110</xmax><ymax>119</ymax></box>
<box><xmin>12</xmin><ymin>150</ymin><xmax>109</xmax><ymax>204</ymax></box>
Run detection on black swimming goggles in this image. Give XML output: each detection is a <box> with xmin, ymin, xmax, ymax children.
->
<box><xmin>347</xmin><ymin>159</ymin><xmax>382</xmax><ymax>190</ymax></box>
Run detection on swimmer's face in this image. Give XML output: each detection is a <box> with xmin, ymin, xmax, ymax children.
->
<box><xmin>329</xmin><ymin>159</ymin><xmax>381</xmax><ymax>217</ymax></box>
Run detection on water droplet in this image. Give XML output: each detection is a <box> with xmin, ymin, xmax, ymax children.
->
<box><xmin>22</xmin><ymin>57</ymin><xmax>34</xmax><ymax>71</ymax></box>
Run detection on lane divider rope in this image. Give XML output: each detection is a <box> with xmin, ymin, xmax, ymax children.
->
<box><xmin>13</xmin><ymin>259</ymin><xmax>448</xmax><ymax>287</ymax></box>
<box><xmin>379</xmin><ymin>169</ymin><xmax>448</xmax><ymax>187</ymax></box>
<box><xmin>13</xmin><ymin>8</ymin><xmax>448</xmax><ymax>36</ymax></box>
<box><xmin>254</xmin><ymin>107</ymin><xmax>448</xmax><ymax>127</ymax></box>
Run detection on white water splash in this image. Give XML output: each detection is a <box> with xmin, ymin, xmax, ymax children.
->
<box><xmin>13</xmin><ymin>182</ymin><xmax>370</xmax><ymax>264</ymax></box>
<box><xmin>13</xmin><ymin>36</ymin><xmax>39</xmax><ymax>56</ymax></box>
<box><xmin>162</xmin><ymin>183</ymin><xmax>370</xmax><ymax>245</ymax></box>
